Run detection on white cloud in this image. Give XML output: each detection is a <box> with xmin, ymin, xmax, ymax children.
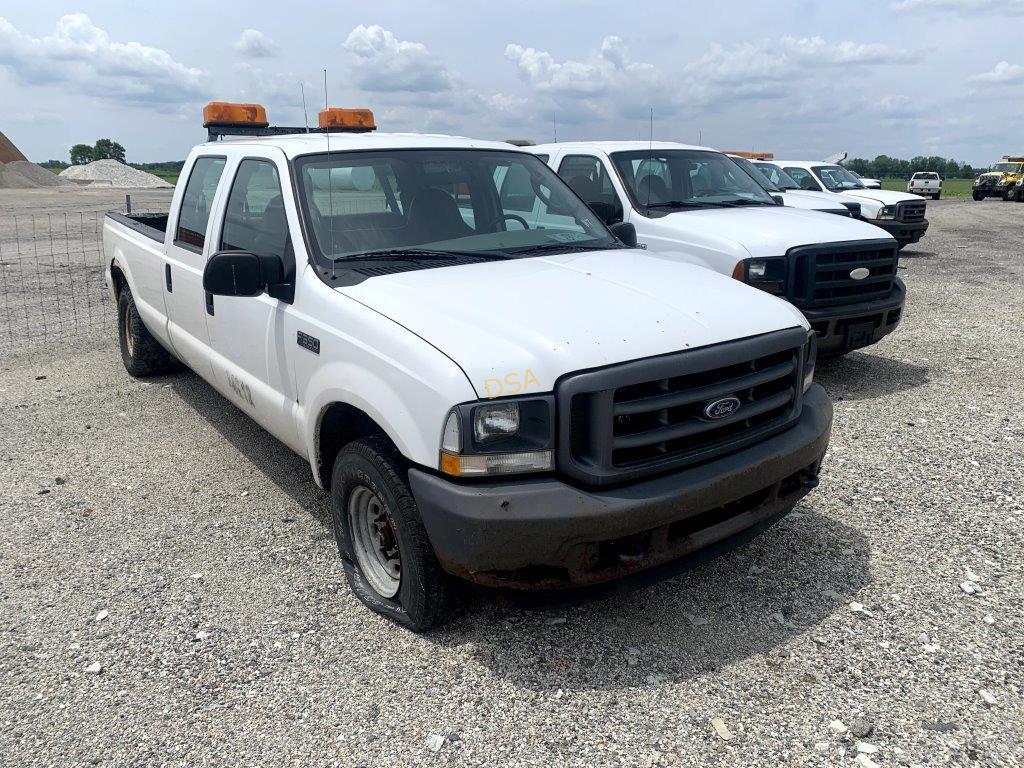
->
<box><xmin>0</xmin><ymin>13</ymin><xmax>205</xmax><ymax>105</ymax></box>
<box><xmin>893</xmin><ymin>0</ymin><xmax>1024</xmax><ymax>14</ymax></box>
<box><xmin>969</xmin><ymin>60</ymin><xmax>1024</xmax><ymax>83</ymax></box>
<box><xmin>343</xmin><ymin>24</ymin><xmax>456</xmax><ymax>93</ymax></box>
<box><xmin>234</xmin><ymin>29</ymin><xmax>277</xmax><ymax>58</ymax></box>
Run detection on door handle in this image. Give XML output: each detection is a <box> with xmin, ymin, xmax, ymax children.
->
<box><xmin>205</xmin><ymin>291</ymin><xmax>215</xmax><ymax>316</ymax></box>
<box><xmin>165</xmin><ymin>264</ymin><xmax>173</xmax><ymax>292</ymax></box>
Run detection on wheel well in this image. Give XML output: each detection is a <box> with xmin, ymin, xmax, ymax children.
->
<box><xmin>110</xmin><ymin>262</ymin><xmax>127</xmax><ymax>299</ymax></box>
<box><xmin>316</xmin><ymin>403</ymin><xmax>391</xmax><ymax>489</ymax></box>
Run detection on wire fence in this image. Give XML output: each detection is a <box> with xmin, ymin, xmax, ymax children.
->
<box><xmin>0</xmin><ymin>201</ymin><xmax>169</xmax><ymax>357</ymax></box>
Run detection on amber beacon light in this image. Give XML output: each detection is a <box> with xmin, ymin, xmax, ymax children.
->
<box><xmin>319</xmin><ymin>108</ymin><xmax>376</xmax><ymax>130</ymax></box>
<box><xmin>202</xmin><ymin>102</ymin><xmax>269</xmax><ymax>127</ymax></box>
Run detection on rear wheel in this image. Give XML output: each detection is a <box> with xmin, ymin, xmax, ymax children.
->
<box><xmin>932</xmin><ymin>193</ymin><xmax>940</xmax><ymax>200</ymax></box>
<box><xmin>117</xmin><ymin>288</ymin><xmax>174</xmax><ymax>377</ymax></box>
<box><xmin>330</xmin><ymin>435</ymin><xmax>456</xmax><ymax>632</ymax></box>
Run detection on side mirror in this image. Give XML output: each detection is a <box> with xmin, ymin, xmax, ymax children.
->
<box><xmin>203</xmin><ymin>250</ymin><xmax>284</xmax><ymax>297</ymax></box>
<box><xmin>771</xmin><ymin>194</ymin><xmax>785</xmax><ymax>205</ymax></box>
<box><xmin>609</xmin><ymin>222</ymin><xmax>638</xmax><ymax>248</ymax></box>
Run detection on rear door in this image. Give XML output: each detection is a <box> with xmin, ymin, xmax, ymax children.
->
<box><xmin>164</xmin><ymin>154</ymin><xmax>227</xmax><ymax>379</ymax></box>
<box><xmin>204</xmin><ymin>152</ymin><xmax>302</xmax><ymax>451</ymax></box>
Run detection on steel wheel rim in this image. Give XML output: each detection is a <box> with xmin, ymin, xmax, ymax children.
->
<box><xmin>347</xmin><ymin>486</ymin><xmax>401</xmax><ymax>598</ymax></box>
<box><xmin>122</xmin><ymin>305</ymin><xmax>134</xmax><ymax>357</ymax></box>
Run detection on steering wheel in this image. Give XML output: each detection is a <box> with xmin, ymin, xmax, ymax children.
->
<box><xmin>487</xmin><ymin>213</ymin><xmax>530</xmax><ymax>231</ymax></box>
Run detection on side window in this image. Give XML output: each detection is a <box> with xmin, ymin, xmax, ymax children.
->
<box><xmin>175</xmin><ymin>156</ymin><xmax>226</xmax><ymax>250</ymax></box>
<box><xmin>785</xmin><ymin>167</ymin><xmax>820</xmax><ymax>191</ymax></box>
<box><xmin>557</xmin><ymin>155</ymin><xmax>623</xmax><ymax>223</ymax></box>
<box><xmin>220</xmin><ymin>159</ymin><xmax>290</xmax><ymax>259</ymax></box>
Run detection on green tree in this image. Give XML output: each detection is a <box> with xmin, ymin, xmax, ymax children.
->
<box><xmin>92</xmin><ymin>139</ymin><xmax>126</xmax><ymax>162</ymax></box>
<box><xmin>70</xmin><ymin>143</ymin><xmax>94</xmax><ymax>165</ymax></box>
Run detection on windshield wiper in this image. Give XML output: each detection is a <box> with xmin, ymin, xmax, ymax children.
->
<box><xmin>713</xmin><ymin>199</ymin><xmax>775</xmax><ymax>207</ymax></box>
<box><xmin>643</xmin><ymin>201</ymin><xmax>713</xmax><ymax>209</ymax></box>
<box><xmin>335</xmin><ymin>247</ymin><xmax>509</xmax><ymax>262</ymax></box>
<box><xmin>507</xmin><ymin>241</ymin><xmax>619</xmax><ymax>255</ymax></box>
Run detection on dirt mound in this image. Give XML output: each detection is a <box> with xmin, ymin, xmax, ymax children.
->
<box><xmin>59</xmin><ymin>159</ymin><xmax>172</xmax><ymax>189</ymax></box>
<box><xmin>0</xmin><ymin>160</ymin><xmax>76</xmax><ymax>189</ymax></box>
<box><xmin>0</xmin><ymin>131</ymin><xmax>27</xmax><ymax>163</ymax></box>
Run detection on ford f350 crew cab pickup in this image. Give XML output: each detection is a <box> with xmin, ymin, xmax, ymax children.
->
<box><xmin>528</xmin><ymin>141</ymin><xmax>905</xmax><ymax>355</ymax></box>
<box><xmin>774</xmin><ymin>160</ymin><xmax>929</xmax><ymax>249</ymax></box>
<box><xmin>727</xmin><ymin>155</ymin><xmax>862</xmax><ymax>218</ymax></box>
<box><xmin>104</xmin><ymin>103</ymin><xmax>832</xmax><ymax>631</ymax></box>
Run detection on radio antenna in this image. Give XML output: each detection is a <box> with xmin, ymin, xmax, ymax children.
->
<box><xmin>324</xmin><ymin>68</ymin><xmax>336</xmax><ymax>280</ymax></box>
<box><xmin>553</xmin><ymin>112</ymin><xmax>557</xmax><ymax>143</ymax></box>
<box><xmin>644</xmin><ymin>107</ymin><xmax>654</xmax><ymax>207</ymax></box>
<box><xmin>301</xmin><ymin>82</ymin><xmax>310</xmax><ymax>133</ymax></box>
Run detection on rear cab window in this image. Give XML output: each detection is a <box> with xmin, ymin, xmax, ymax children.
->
<box><xmin>175</xmin><ymin>156</ymin><xmax>227</xmax><ymax>251</ymax></box>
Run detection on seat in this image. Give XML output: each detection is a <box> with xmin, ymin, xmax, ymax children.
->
<box><xmin>635</xmin><ymin>175</ymin><xmax>669</xmax><ymax>204</ymax></box>
<box><xmin>252</xmin><ymin>194</ymin><xmax>290</xmax><ymax>257</ymax></box>
<box><xmin>406</xmin><ymin>188</ymin><xmax>472</xmax><ymax>244</ymax></box>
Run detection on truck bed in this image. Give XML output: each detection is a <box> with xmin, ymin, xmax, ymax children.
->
<box><xmin>106</xmin><ymin>211</ymin><xmax>169</xmax><ymax>242</ymax></box>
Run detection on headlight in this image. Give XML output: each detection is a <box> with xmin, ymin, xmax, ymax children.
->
<box><xmin>803</xmin><ymin>331</ymin><xmax>817</xmax><ymax>392</ymax></box>
<box><xmin>876</xmin><ymin>205</ymin><xmax>897</xmax><ymax>220</ymax></box>
<box><xmin>439</xmin><ymin>396</ymin><xmax>555</xmax><ymax>477</ymax></box>
<box><xmin>732</xmin><ymin>256</ymin><xmax>787</xmax><ymax>295</ymax></box>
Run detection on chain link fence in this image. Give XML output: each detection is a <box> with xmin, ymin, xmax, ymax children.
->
<box><xmin>0</xmin><ymin>198</ymin><xmax>169</xmax><ymax>357</ymax></box>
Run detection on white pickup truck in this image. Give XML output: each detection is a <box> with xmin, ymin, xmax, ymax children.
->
<box><xmin>103</xmin><ymin>104</ymin><xmax>832</xmax><ymax>630</ymax></box>
<box><xmin>727</xmin><ymin>155</ymin><xmax>863</xmax><ymax>218</ymax></box>
<box><xmin>907</xmin><ymin>172</ymin><xmax>942</xmax><ymax>199</ymax></box>
<box><xmin>527</xmin><ymin>141</ymin><xmax>905</xmax><ymax>355</ymax></box>
<box><xmin>770</xmin><ymin>160</ymin><xmax>929</xmax><ymax>249</ymax></box>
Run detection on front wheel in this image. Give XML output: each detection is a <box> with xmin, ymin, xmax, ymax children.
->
<box><xmin>330</xmin><ymin>435</ymin><xmax>456</xmax><ymax>632</ymax></box>
<box><xmin>972</xmin><ymin>191</ymin><xmax>984</xmax><ymax>201</ymax></box>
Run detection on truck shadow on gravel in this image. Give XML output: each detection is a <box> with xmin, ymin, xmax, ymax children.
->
<box><xmin>166</xmin><ymin>368</ymin><xmax>871</xmax><ymax>692</ymax></box>
<box><xmin>816</xmin><ymin>353</ymin><xmax>929</xmax><ymax>402</ymax></box>
<box><xmin>431</xmin><ymin>510</ymin><xmax>871</xmax><ymax>692</ymax></box>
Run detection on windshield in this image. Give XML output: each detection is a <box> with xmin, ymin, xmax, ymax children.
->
<box><xmin>293</xmin><ymin>150</ymin><xmax>618</xmax><ymax>261</ymax></box>
<box><xmin>730</xmin><ymin>156</ymin><xmax>781</xmax><ymax>192</ymax></box>
<box><xmin>813</xmin><ymin>165</ymin><xmax>865</xmax><ymax>191</ymax></box>
<box><xmin>753</xmin><ymin>162</ymin><xmax>800</xmax><ymax>190</ymax></box>
<box><xmin>992</xmin><ymin>162</ymin><xmax>1023</xmax><ymax>173</ymax></box>
<box><xmin>610</xmin><ymin>149</ymin><xmax>776</xmax><ymax>211</ymax></box>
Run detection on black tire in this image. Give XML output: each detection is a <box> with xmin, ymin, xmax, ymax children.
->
<box><xmin>117</xmin><ymin>288</ymin><xmax>174</xmax><ymax>377</ymax></box>
<box><xmin>972</xmin><ymin>192</ymin><xmax>984</xmax><ymax>201</ymax></box>
<box><xmin>1003</xmin><ymin>190</ymin><xmax>1014</xmax><ymax>202</ymax></box>
<box><xmin>330</xmin><ymin>435</ymin><xmax>456</xmax><ymax>632</ymax></box>
<box><xmin>932</xmin><ymin>193</ymin><xmax>940</xmax><ymax>200</ymax></box>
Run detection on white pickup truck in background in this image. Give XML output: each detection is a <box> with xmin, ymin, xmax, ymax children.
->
<box><xmin>528</xmin><ymin>141</ymin><xmax>906</xmax><ymax>355</ymax></box>
<box><xmin>103</xmin><ymin>103</ymin><xmax>832</xmax><ymax>631</ymax></box>
<box><xmin>907</xmin><ymin>172</ymin><xmax>942</xmax><ymax>199</ymax></box>
<box><xmin>727</xmin><ymin>154</ymin><xmax>862</xmax><ymax>218</ymax></box>
<box><xmin>772</xmin><ymin>160</ymin><xmax>929</xmax><ymax>249</ymax></box>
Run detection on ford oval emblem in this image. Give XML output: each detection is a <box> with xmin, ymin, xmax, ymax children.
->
<box><xmin>850</xmin><ymin>267</ymin><xmax>870</xmax><ymax>280</ymax></box>
<box><xmin>703</xmin><ymin>396</ymin><xmax>741</xmax><ymax>420</ymax></box>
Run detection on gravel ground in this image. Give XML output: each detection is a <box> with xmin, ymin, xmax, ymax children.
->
<box><xmin>0</xmin><ymin>198</ymin><xmax>1021</xmax><ymax>767</ymax></box>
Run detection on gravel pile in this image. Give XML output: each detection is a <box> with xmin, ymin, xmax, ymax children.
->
<box><xmin>0</xmin><ymin>160</ymin><xmax>76</xmax><ymax>189</ymax></box>
<box><xmin>59</xmin><ymin>159</ymin><xmax>172</xmax><ymax>189</ymax></box>
<box><xmin>0</xmin><ymin>200</ymin><xmax>1021</xmax><ymax>766</ymax></box>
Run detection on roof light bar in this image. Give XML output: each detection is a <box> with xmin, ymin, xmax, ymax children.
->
<box><xmin>726</xmin><ymin>150</ymin><xmax>774</xmax><ymax>160</ymax></box>
<box><xmin>203</xmin><ymin>101</ymin><xmax>376</xmax><ymax>141</ymax></box>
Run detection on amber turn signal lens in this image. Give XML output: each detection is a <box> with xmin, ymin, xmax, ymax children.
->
<box><xmin>203</xmin><ymin>102</ymin><xmax>268</xmax><ymax>127</ymax></box>
<box><xmin>318</xmin><ymin>108</ymin><xmax>376</xmax><ymax>130</ymax></box>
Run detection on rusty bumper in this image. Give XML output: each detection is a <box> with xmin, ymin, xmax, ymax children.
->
<box><xmin>409</xmin><ymin>384</ymin><xmax>833</xmax><ymax>590</ymax></box>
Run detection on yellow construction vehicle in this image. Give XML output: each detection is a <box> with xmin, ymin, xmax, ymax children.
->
<box><xmin>972</xmin><ymin>155</ymin><xmax>1024</xmax><ymax>200</ymax></box>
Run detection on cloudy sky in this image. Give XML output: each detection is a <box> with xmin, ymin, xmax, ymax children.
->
<box><xmin>1</xmin><ymin>0</ymin><xmax>1021</xmax><ymax>164</ymax></box>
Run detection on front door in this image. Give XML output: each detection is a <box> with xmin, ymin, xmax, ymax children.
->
<box><xmin>205</xmin><ymin>156</ymin><xmax>301</xmax><ymax>451</ymax></box>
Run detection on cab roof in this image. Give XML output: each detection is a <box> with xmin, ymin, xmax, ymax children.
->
<box><xmin>527</xmin><ymin>140</ymin><xmax>718</xmax><ymax>154</ymax></box>
<box><xmin>194</xmin><ymin>132</ymin><xmax>529</xmax><ymax>159</ymax></box>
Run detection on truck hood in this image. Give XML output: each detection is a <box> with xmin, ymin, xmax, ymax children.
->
<box><xmin>779</xmin><ymin>190</ymin><xmax>848</xmax><ymax>212</ymax></box>
<box><xmin>646</xmin><ymin>205</ymin><xmax>893</xmax><ymax>258</ymax></box>
<box><xmin>843</xmin><ymin>188</ymin><xmax>922</xmax><ymax>206</ymax></box>
<box><xmin>339</xmin><ymin>249</ymin><xmax>808</xmax><ymax>399</ymax></box>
